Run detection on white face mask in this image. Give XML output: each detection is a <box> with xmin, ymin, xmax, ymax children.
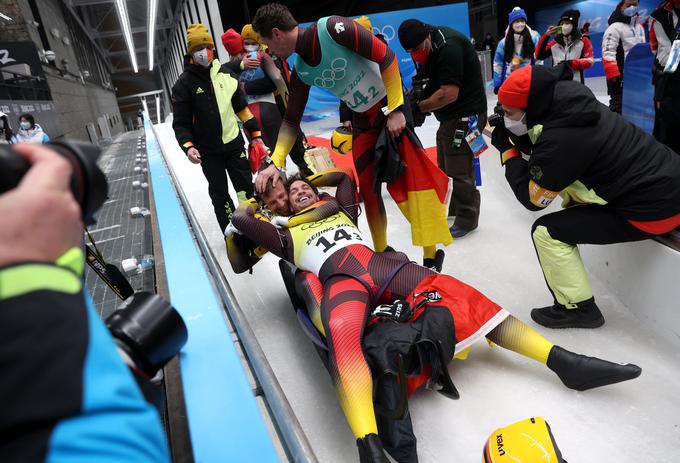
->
<box><xmin>623</xmin><ymin>5</ymin><xmax>638</xmax><ymax>17</ymax></box>
<box><xmin>504</xmin><ymin>112</ymin><xmax>528</xmax><ymax>136</ymax></box>
<box><xmin>561</xmin><ymin>24</ymin><xmax>573</xmax><ymax>36</ymax></box>
<box><xmin>20</xmin><ymin>121</ymin><xmax>31</xmax><ymax>130</ymax></box>
<box><xmin>512</xmin><ymin>20</ymin><xmax>526</xmax><ymax>33</ymax></box>
<box><xmin>192</xmin><ymin>48</ymin><xmax>212</xmax><ymax>68</ymax></box>
<box><xmin>244</xmin><ymin>44</ymin><xmax>259</xmax><ymax>52</ymax></box>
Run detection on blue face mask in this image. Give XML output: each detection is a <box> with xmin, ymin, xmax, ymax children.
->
<box><xmin>623</xmin><ymin>5</ymin><xmax>638</xmax><ymax>17</ymax></box>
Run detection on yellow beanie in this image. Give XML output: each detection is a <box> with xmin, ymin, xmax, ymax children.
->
<box><xmin>354</xmin><ymin>16</ymin><xmax>373</xmax><ymax>33</ymax></box>
<box><xmin>187</xmin><ymin>23</ymin><xmax>214</xmax><ymax>53</ymax></box>
<box><xmin>241</xmin><ymin>24</ymin><xmax>261</xmax><ymax>44</ymax></box>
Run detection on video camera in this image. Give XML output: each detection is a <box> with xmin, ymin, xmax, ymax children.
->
<box><xmin>406</xmin><ymin>76</ymin><xmax>430</xmax><ymax>127</ymax></box>
<box><xmin>0</xmin><ymin>141</ymin><xmax>187</xmax><ymax>380</ymax></box>
<box><xmin>488</xmin><ymin>103</ymin><xmax>504</xmax><ymax>128</ymax></box>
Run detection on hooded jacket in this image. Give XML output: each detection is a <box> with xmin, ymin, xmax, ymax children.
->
<box><xmin>12</xmin><ymin>123</ymin><xmax>48</xmax><ymax>144</ymax></box>
<box><xmin>535</xmin><ymin>29</ymin><xmax>594</xmax><ymax>75</ymax></box>
<box><xmin>171</xmin><ymin>57</ymin><xmax>260</xmax><ymax>155</ymax></box>
<box><xmin>504</xmin><ymin>64</ymin><xmax>680</xmax><ymax>230</ymax></box>
<box><xmin>650</xmin><ymin>1</ymin><xmax>679</xmax><ymax>66</ymax></box>
<box><xmin>493</xmin><ymin>25</ymin><xmax>540</xmax><ymax>88</ymax></box>
<box><xmin>601</xmin><ymin>9</ymin><xmax>646</xmax><ymax>80</ymax></box>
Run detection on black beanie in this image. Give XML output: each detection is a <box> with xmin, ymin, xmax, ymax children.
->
<box><xmin>559</xmin><ymin>9</ymin><xmax>580</xmax><ymax>25</ymax></box>
<box><xmin>398</xmin><ymin>19</ymin><xmax>431</xmax><ymax>50</ymax></box>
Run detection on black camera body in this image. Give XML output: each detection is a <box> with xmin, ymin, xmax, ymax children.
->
<box><xmin>0</xmin><ymin>141</ymin><xmax>187</xmax><ymax>381</ymax></box>
<box><xmin>488</xmin><ymin>103</ymin><xmax>505</xmax><ymax>128</ymax></box>
<box><xmin>406</xmin><ymin>76</ymin><xmax>431</xmax><ymax>127</ymax></box>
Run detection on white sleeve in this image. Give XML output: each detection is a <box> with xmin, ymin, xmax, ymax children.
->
<box><xmin>654</xmin><ymin>20</ymin><xmax>672</xmax><ymax>66</ymax></box>
<box><xmin>601</xmin><ymin>24</ymin><xmax>621</xmax><ymax>63</ymax></box>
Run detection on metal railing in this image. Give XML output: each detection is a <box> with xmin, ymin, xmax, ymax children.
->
<box><xmin>0</xmin><ymin>69</ymin><xmax>52</xmax><ymax>101</ymax></box>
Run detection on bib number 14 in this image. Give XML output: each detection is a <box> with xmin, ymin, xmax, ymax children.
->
<box><xmin>315</xmin><ymin>228</ymin><xmax>361</xmax><ymax>253</ymax></box>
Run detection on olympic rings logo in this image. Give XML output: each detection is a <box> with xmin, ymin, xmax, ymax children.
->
<box><xmin>372</xmin><ymin>24</ymin><xmax>395</xmax><ymax>43</ymax></box>
<box><xmin>313</xmin><ymin>57</ymin><xmax>347</xmax><ymax>88</ymax></box>
<box><xmin>300</xmin><ymin>215</ymin><xmax>339</xmax><ymax>230</ymax></box>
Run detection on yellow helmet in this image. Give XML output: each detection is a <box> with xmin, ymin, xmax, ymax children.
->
<box><xmin>483</xmin><ymin>417</ymin><xmax>565</xmax><ymax>463</ymax></box>
<box><xmin>330</xmin><ymin>126</ymin><xmax>352</xmax><ymax>154</ymax></box>
<box><xmin>354</xmin><ymin>16</ymin><xmax>373</xmax><ymax>33</ymax></box>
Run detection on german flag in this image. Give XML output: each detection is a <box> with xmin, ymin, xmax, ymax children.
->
<box><xmin>386</xmin><ymin>128</ymin><xmax>453</xmax><ymax>247</ymax></box>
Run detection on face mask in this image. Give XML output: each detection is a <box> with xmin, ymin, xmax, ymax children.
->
<box><xmin>411</xmin><ymin>47</ymin><xmax>430</xmax><ymax>65</ymax></box>
<box><xmin>504</xmin><ymin>112</ymin><xmax>528</xmax><ymax>136</ymax></box>
<box><xmin>512</xmin><ymin>21</ymin><xmax>526</xmax><ymax>33</ymax></box>
<box><xmin>20</xmin><ymin>121</ymin><xmax>31</xmax><ymax>130</ymax></box>
<box><xmin>192</xmin><ymin>48</ymin><xmax>213</xmax><ymax>68</ymax></box>
<box><xmin>561</xmin><ymin>24</ymin><xmax>573</xmax><ymax>35</ymax></box>
<box><xmin>623</xmin><ymin>5</ymin><xmax>638</xmax><ymax>17</ymax></box>
<box><xmin>244</xmin><ymin>44</ymin><xmax>259</xmax><ymax>52</ymax></box>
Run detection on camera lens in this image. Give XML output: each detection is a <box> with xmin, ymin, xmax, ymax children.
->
<box><xmin>0</xmin><ymin>141</ymin><xmax>107</xmax><ymax>225</ymax></box>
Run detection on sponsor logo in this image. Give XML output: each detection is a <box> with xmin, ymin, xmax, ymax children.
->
<box><xmin>196</xmin><ymin>87</ymin><xmax>204</xmax><ymax>94</ymax></box>
<box><xmin>334</xmin><ymin>22</ymin><xmax>345</xmax><ymax>33</ymax></box>
<box><xmin>496</xmin><ymin>434</ymin><xmax>505</xmax><ymax>456</ymax></box>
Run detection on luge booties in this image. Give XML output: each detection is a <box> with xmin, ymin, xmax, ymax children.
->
<box><xmin>357</xmin><ymin>433</ymin><xmax>389</xmax><ymax>463</ymax></box>
<box><xmin>531</xmin><ymin>297</ymin><xmax>605</xmax><ymax>328</ymax></box>
<box><xmin>423</xmin><ymin>249</ymin><xmax>445</xmax><ymax>273</ymax></box>
<box><xmin>547</xmin><ymin>345</ymin><xmax>642</xmax><ymax>391</ymax></box>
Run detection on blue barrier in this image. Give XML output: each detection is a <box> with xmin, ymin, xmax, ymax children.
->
<box><xmin>622</xmin><ymin>42</ymin><xmax>656</xmax><ymax>134</ymax></box>
<box><xmin>144</xmin><ymin>121</ymin><xmax>279</xmax><ymax>462</ymax></box>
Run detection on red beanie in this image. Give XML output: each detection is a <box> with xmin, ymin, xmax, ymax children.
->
<box><xmin>221</xmin><ymin>29</ymin><xmax>243</xmax><ymax>56</ymax></box>
<box><xmin>498</xmin><ymin>65</ymin><xmax>532</xmax><ymax>109</ymax></box>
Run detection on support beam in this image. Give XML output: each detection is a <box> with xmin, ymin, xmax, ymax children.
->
<box><xmin>94</xmin><ymin>22</ymin><xmax>172</xmax><ymax>39</ymax></box>
<box><xmin>62</xmin><ymin>0</ymin><xmax>115</xmax><ymax>72</ymax></box>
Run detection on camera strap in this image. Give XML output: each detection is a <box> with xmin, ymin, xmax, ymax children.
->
<box><xmin>85</xmin><ymin>229</ymin><xmax>134</xmax><ymax>300</ymax></box>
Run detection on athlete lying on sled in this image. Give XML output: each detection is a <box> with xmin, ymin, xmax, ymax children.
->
<box><xmin>225</xmin><ymin>167</ymin><xmax>641</xmax><ymax>463</ymax></box>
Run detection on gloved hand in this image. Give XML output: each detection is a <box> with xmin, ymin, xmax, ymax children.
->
<box><xmin>606</xmin><ymin>76</ymin><xmax>622</xmax><ymax>96</ymax></box>
<box><xmin>493</xmin><ymin>86</ymin><xmax>500</xmax><ymax>95</ymax></box>
<box><xmin>270</xmin><ymin>216</ymin><xmax>289</xmax><ymax>228</ymax></box>
<box><xmin>248</xmin><ymin>138</ymin><xmax>270</xmax><ymax>175</ymax></box>
<box><xmin>491</xmin><ymin>125</ymin><xmax>519</xmax><ymax>165</ymax></box>
<box><xmin>224</xmin><ymin>222</ymin><xmax>241</xmax><ymax>238</ymax></box>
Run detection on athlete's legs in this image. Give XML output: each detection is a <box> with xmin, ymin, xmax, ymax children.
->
<box><xmin>486</xmin><ymin>315</ymin><xmax>641</xmax><ymax>390</ymax></box>
<box><xmin>353</xmin><ymin>108</ymin><xmax>388</xmax><ymax>252</ymax></box>
<box><xmin>295</xmin><ymin>270</ymin><xmax>325</xmax><ymax>335</ymax></box>
<box><xmin>321</xmin><ymin>275</ymin><xmax>377</xmax><ymax>439</ymax></box>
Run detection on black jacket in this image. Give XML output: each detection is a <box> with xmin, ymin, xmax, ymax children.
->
<box><xmin>171</xmin><ymin>58</ymin><xmax>258</xmax><ymax>155</ymax></box>
<box><xmin>505</xmin><ymin>63</ymin><xmax>680</xmax><ymax>221</ymax></box>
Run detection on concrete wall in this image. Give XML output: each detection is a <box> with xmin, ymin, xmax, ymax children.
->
<box><xmin>582</xmin><ymin>242</ymin><xmax>680</xmax><ymax>341</ymax></box>
<box><xmin>43</xmin><ymin>65</ymin><xmax>124</xmax><ymax>141</ymax></box>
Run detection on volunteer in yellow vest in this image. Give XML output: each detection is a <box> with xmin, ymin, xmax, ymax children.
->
<box><xmin>172</xmin><ymin>23</ymin><xmax>266</xmax><ymax>233</ymax></box>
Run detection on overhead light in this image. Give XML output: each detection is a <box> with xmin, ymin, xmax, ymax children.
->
<box><xmin>148</xmin><ymin>0</ymin><xmax>157</xmax><ymax>70</ymax></box>
<box><xmin>114</xmin><ymin>0</ymin><xmax>138</xmax><ymax>73</ymax></box>
<box><xmin>0</xmin><ymin>12</ymin><xmax>13</xmax><ymax>21</ymax></box>
<box><xmin>155</xmin><ymin>94</ymin><xmax>160</xmax><ymax>124</ymax></box>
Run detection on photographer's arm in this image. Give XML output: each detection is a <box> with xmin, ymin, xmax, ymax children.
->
<box><xmin>0</xmin><ymin>145</ymin><xmax>168</xmax><ymax>462</ymax></box>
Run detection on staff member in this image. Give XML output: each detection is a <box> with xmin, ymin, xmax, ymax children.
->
<box><xmin>650</xmin><ymin>0</ymin><xmax>680</xmax><ymax>154</ymax></box>
<box><xmin>492</xmin><ymin>64</ymin><xmax>680</xmax><ymax>329</ymax></box>
<box><xmin>172</xmin><ymin>23</ymin><xmax>266</xmax><ymax>234</ymax></box>
<box><xmin>398</xmin><ymin>19</ymin><xmax>487</xmax><ymax>238</ymax></box>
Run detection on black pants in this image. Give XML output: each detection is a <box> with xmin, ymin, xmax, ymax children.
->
<box><xmin>531</xmin><ymin>204</ymin><xmax>651</xmax><ymax>304</ymax></box>
<box><xmin>436</xmin><ymin>113</ymin><xmax>486</xmax><ymax>230</ymax></box>
<box><xmin>653</xmin><ymin>72</ymin><xmax>680</xmax><ymax>155</ymax></box>
<box><xmin>200</xmin><ymin>140</ymin><xmax>253</xmax><ymax>232</ymax></box>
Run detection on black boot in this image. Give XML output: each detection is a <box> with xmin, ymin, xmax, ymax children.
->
<box><xmin>357</xmin><ymin>434</ymin><xmax>389</xmax><ymax>463</ymax></box>
<box><xmin>547</xmin><ymin>346</ymin><xmax>641</xmax><ymax>391</ymax></box>
<box><xmin>423</xmin><ymin>249</ymin><xmax>445</xmax><ymax>273</ymax></box>
<box><xmin>531</xmin><ymin>297</ymin><xmax>605</xmax><ymax>329</ymax></box>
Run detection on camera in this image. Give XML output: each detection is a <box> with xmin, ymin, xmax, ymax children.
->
<box><xmin>406</xmin><ymin>76</ymin><xmax>431</xmax><ymax>127</ymax></box>
<box><xmin>0</xmin><ymin>141</ymin><xmax>188</xmax><ymax>382</ymax></box>
<box><xmin>0</xmin><ymin>140</ymin><xmax>108</xmax><ymax>225</ymax></box>
<box><xmin>488</xmin><ymin>103</ymin><xmax>505</xmax><ymax>128</ymax></box>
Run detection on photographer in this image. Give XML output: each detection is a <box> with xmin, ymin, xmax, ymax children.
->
<box><xmin>491</xmin><ymin>64</ymin><xmax>680</xmax><ymax>329</ymax></box>
<box><xmin>398</xmin><ymin>19</ymin><xmax>487</xmax><ymax>238</ymax></box>
<box><xmin>0</xmin><ymin>144</ymin><xmax>169</xmax><ymax>462</ymax></box>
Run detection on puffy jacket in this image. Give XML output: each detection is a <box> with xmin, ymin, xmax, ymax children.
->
<box><xmin>171</xmin><ymin>58</ymin><xmax>260</xmax><ymax>155</ymax></box>
<box><xmin>493</xmin><ymin>26</ymin><xmax>540</xmax><ymax>88</ymax></box>
<box><xmin>601</xmin><ymin>10</ymin><xmax>646</xmax><ymax>80</ymax></box>
<box><xmin>650</xmin><ymin>1</ymin><xmax>679</xmax><ymax>66</ymax></box>
<box><xmin>12</xmin><ymin>123</ymin><xmax>48</xmax><ymax>144</ymax></box>
<box><xmin>535</xmin><ymin>31</ymin><xmax>594</xmax><ymax>77</ymax></box>
<box><xmin>502</xmin><ymin>64</ymin><xmax>680</xmax><ymax>228</ymax></box>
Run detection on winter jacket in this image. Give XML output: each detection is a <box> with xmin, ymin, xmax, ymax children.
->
<box><xmin>601</xmin><ymin>10</ymin><xmax>646</xmax><ymax>81</ymax></box>
<box><xmin>650</xmin><ymin>1</ymin><xmax>679</xmax><ymax>67</ymax></box>
<box><xmin>12</xmin><ymin>123</ymin><xmax>49</xmax><ymax>144</ymax></box>
<box><xmin>493</xmin><ymin>26</ymin><xmax>540</xmax><ymax>88</ymax></box>
<box><xmin>171</xmin><ymin>58</ymin><xmax>261</xmax><ymax>155</ymax></box>
<box><xmin>502</xmin><ymin>64</ymin><xmax>680</xmax><ymax>231</ymax></box>
<box><xmin>535</xmin><ymin>31</ymin><xmax>594</xmax><ymax>80</ymax></box>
